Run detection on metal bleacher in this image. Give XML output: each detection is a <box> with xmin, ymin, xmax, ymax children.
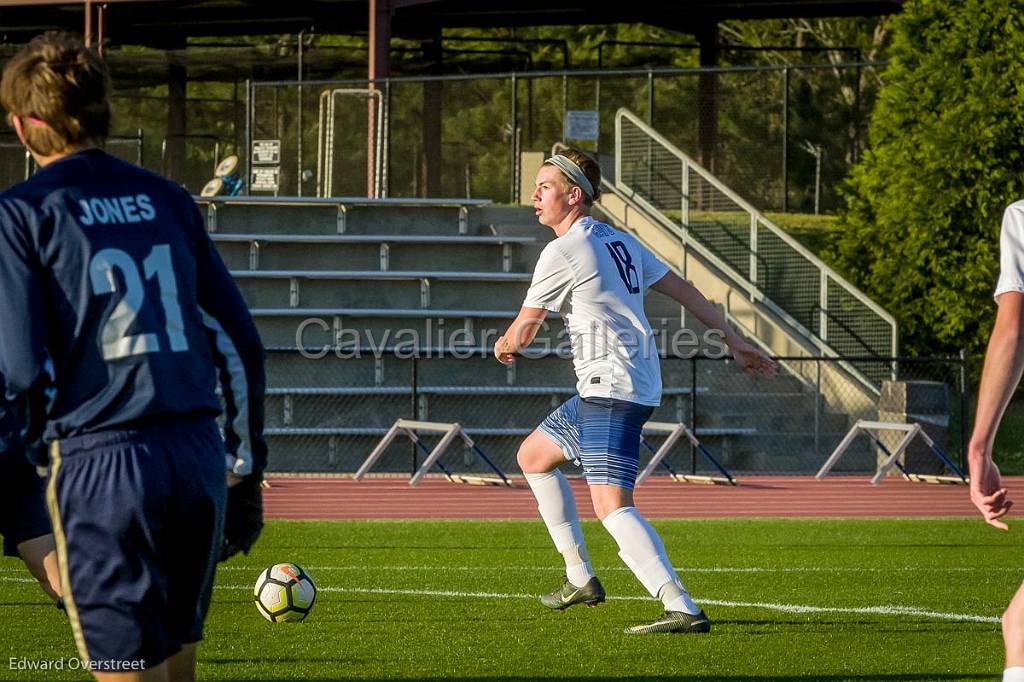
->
<box><xmin>200</xmin><ymin>195</ymin><xmax>860</xmax><ymax>477</ymax></box>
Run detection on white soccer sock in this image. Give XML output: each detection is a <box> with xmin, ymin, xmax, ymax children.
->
<box><xmin>1004</xmin><ymin>666</ymin><xmax>1024</xmax><ymax>682</ymax></box>
<box><xmin>602</xmin><ymin>506</ymin><xmax>700</xmax><ymax>615</ymax></box>
<box><xmin>523</xmin><ymin>471</ymin><xmax>594</xmax><ymax>587</ymax></box>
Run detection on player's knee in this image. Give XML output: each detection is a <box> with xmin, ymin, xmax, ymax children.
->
<box><xmin>516</xmin><ymin>433</ymin><xmax>561</xmax><ymax>474</ymax></box>
<box><xmin>1004</xmin><ymin>600</ymin><xmax>1024</xmax><ymax>640</ymax></box>
<box><xmin>516</xmin><ymin>441</ymin><xmax>542</xmax><ymax>473</ymax></box>
<box><xmin>591</xmin><ymin>501</ymin><xmax>615</xmax><ymax>521</ymax></box>
<box><xmin>590</xmin><ymin>497</ymin><xmax>624</xmax><ymax>521</ymax></box>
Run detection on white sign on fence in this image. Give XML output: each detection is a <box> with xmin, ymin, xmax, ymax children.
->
<box><xmin>251</xmin><ymin>139</ymin><xmax>281</xmax><ymax>165</ymax></box>
<box><xmin>564</xmin><ymin>110</ymin><xmax>600</xmax><ymax>141</ymax></box>
<box><xmin>250</xmin><ymin>166</ymin><xmax>280</xmax><ymax>191</ymax></box>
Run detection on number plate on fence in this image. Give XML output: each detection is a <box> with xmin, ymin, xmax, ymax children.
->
<box><xmin>251</xmin><ymin>166</ymin><xmax>280</xmax><ymax>191</ymax></box>
<box><xmin>251</xmin><ymin>139</ymin><xmax>281</xmax><ymax>165</ymax></box>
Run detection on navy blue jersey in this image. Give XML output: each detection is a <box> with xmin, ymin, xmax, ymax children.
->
<box><xmin>0</xmin><ymin>376</ymin><xmax>19</xmax><ymax>457</ymax></box>
<box><xmin>0</xmin><ymin>149</ymin><xmax>266</xmax><ymax>475</ymax></box>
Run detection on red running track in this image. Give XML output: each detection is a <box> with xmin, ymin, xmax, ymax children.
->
<box><xmin>263</xmin><ymin>475</ymin><xmax>1024</xmax><ymax>520</ymax></box>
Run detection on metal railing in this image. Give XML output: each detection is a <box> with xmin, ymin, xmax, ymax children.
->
<box><xmin>614</xmin><ymin>108</ymin><xmax>897</xmax><ymax>385</ymax></box>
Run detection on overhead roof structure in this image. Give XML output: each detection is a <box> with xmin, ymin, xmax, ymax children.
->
<box><xmin>0</xmin><ymin>0</ymin><xmax>903</xmax><ymax>196</ymax></box>
<box><xmin>0</xmin><ymin>0</ymin><xmax>904</xmax><ymax>46</ymax></box>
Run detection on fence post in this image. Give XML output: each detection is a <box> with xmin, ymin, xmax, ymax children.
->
<box><xmin>384</xmin><ymin>78</ymin><xmax>392</xmax><ymax>198</ymax></box>
<box><xmin>647</xmin><ymin>68</ymin><xmax>654</xmax><ymax>126</ymax></box>
<box><xmin>959</xmin><ymin>348</ymin><xmax>968</xmax><ymax>469</ymax></box>
<box><xmin>244</xmin><ymin>79</ymin><xmax>252</xmax><ymax>195</ymax></box>
<box><xmin>815</xmin><ymin>358</ymin><xmax>822</xmax><ymax>457</ymax></box>
<box><xmin>297</xmin><ymin>53</ymin><xmax>304</xmax><ymax>196</ymax></box>
<box><xmin>510</xmin><ymin>73</ymin><xmax>518</xmax><ymax>204</ymax></box>
<box><xmin>681</xmin><ymin>158</ymin><xmax>689</xmax><ymax>226</ymax></box>
<box><xmin>690</xmin><ymin>356</ymin><xmax>698</xmax><ymax>474</ymax></box>
<box><xmin>411</xmin><ymin>353</ymin><xmax>419</xmax><ymax>475</ymax></box>
<box><xmin>561</xmin><ymin>73</ymin><xmax>568</xmax><ymax>139</ymax></box>
<box><xmin>819</xmin><ymin>270</ymin><xmax>828</xmax><ymax>343</ymax></box>
<box><xmin>782</xmin><ymin>67</ymin><xmax>789</xmax><ymax>212</ymax></box>
<box><xmin>749</xmin><ymin>214</ymin><xmax>758</xmax><ymax>285</ymax></box>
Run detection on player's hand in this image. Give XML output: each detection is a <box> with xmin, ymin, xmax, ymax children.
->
<box><xmin>220</xmin><ymin>473</ymin><xmax>264</xmax><ymax>561</ymax></box>
<box><xmin>494</xmin><ymin>336</ymin><xmax>516</xmax><ymax>365</ymax></box>
<box><xmin>731</xmin><ymin>342</ymin><xmax>778</xmax><ymax>378</ymax></box>
<box><xmin>969</xmin><ymin>456</ymin><xmax>1012</xmax><ymax>530</ymax></box>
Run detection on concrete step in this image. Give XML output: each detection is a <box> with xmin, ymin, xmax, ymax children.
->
<box><xmin>263</xmin><ymin>350</ymin><xmax>580</xmax><ymax>388</ymax></box>
<box><xmin>213</xmin><ymin>234</ymin><xmax>539</xmax><ymax>272</ymax></box>
<box><xmin>233</xmin><ymin>271</ymin><xmax>532</xmax><ymax>310</ymax></box>
<box><xmin>199</xmin><ymin>198</ymin><xmax>491</xmax><ymax>236</ymax></box>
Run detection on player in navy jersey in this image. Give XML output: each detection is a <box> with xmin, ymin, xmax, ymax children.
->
<box><xmin>0</xmin><ymin>377</ymin><xmax>61</xmax><ymax>605</ymax></box>
<box><xmin>496</xmin><ymin>149</ymin><xmax>776</xmax><ymax>634</ymax></box>
<box><xmin>0</xmin><ymin>32</ymin><xmax>266</xmax><ymax>680</ymax></box>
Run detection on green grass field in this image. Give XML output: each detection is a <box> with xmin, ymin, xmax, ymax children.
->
<box><xmin>2</xmin><ymin>518</ymin><xmax>1021</xmax><ymax>681</ymax></box>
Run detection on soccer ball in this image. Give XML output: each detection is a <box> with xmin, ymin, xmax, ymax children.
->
<box><xmin>253</xmin><ymin>562</ymin><xmax>317</xmax><ymax>622</ymax></box>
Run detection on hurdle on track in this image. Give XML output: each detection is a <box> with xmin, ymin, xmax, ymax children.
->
<box><xmin>815</xmin><ymin>420</ymin><xmax>968</xmax><ymax>485</ymax></box>
<box><xmin>636</xmin><ymin>421</ymin><xmax>738</xmax><ymax>486</ymax></box>
<box><xmin>355</xmin><ymin>419</ymin><xmax>513</xmax><ymax>487</ymax></box>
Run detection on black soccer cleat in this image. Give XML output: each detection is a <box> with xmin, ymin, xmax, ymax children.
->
<box><xmin>624</xmin><ymin>609</ymin><xmax>711</xmax><ymax>634</ymax></box>
<box><xmin>539</xmin><ymin>576</ymin><xmax>606</xmax><ymax>610</ymax></box>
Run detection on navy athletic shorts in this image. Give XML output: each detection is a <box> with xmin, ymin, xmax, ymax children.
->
<box><xmin>0</xmin><ymin>448</ymin><xmax>51</xmax><ymax>556</ymax></box>
<box><xmin>539</xmin><ymin>395</ymin><xmax>654</xmax><ymax>489</ymax></box>
<box><xmin>46</xmin><ymin>416</ymin><xmax>227</xmax><ymax>670</ymax></box>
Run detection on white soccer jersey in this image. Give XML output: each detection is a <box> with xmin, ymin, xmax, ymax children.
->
<box><xmin>522</xmin><ymin>216</ymin><xmax>669</xmax><ymax>405</ymax></box>
<box><xmin>996</xmin><ymin>199</ymin><xmax>1024</xmax><ymax>299</ymax></box>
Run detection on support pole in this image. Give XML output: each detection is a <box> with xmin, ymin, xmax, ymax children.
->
<box><xmin>696</xmin><ymin>20</ymin><xmax>719</xmax><ymax>173</ymax></box>
<box><xmin>368</xmin><ymin>0</ymin><xmax>391</xmax><ymax>198</ymax></box>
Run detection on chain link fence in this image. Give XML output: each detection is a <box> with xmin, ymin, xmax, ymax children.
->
<box><xmin>0</xmin><ymin>54</ymin><xmax>883</xmax><ymax>209</ymax></box>
<box><xmin>0</xmin><ymin>129</ymin><xmax>143</xmax><ymax>188</ymax></box>
<box><xmin>616</xmin><ymin>108</ymin><xmax>897</xmax><ymax>380</ymax></box>
<box><xmin>257</xmin><ymin>349</ymin><xmax>967</xmax><ymax>481</ymax></box>
<box><xmin>243</xmin><ymin>63</ymin><xmax>880</xmax><ymax>209</ymax></box>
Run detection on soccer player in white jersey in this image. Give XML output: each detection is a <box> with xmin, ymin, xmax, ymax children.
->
<box><xmin>495</xmin><ymin>149</ymin><xmax>777</xmax><ymax>633</ymax></box>
<box><xmin>967</xmin><ymin>201</ymin><xmax>1024</xmax><ymax>681</ymax></box>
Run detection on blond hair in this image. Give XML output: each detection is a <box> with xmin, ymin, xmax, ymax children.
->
<box><xmin>0</xmin><ymin>31</ymin><xmax>110</xmax><ymax>155</ymax></box>
<box><xmin>545</xmin><ymin>148</ymin><xmax>602</xmax><ymax>204</ymax></box>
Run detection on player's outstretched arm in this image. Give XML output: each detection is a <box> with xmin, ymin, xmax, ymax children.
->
<box><xmin>184</xmin><ymin>197</ymin><xmax>268</xmax><ymax>559</ymax></box>
<box><xmin>968</xmin><ymin>292</ymin><xmax>1024</xmax><ymax>530</ymax></box>
<box><xmin>650</xmin><ymin>271</ymin><xmax>777</xmax><ymax>377</ymax></box>
<box><xmin>495</xmin><ymin>307</ymin><xmax>549</xmax><ymax>365</ymax></box>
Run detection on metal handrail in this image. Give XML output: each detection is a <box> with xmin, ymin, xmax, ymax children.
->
<box><xmin>810</xmin><ymin>303</ymin><xmax>884</xmax><ymax>359</ymax></box>
<box><xmin>614</xmin><ymin>108</ymin><xmax>898</xmax><ymax>365</ymax></box>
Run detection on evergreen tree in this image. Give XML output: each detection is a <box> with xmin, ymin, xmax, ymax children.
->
<box><xmin>831</xmin><ymin>0</ymin><xmax>1024</xmax><ymax>357</ymax></box>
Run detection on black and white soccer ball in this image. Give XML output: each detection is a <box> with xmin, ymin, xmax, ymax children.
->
<box><xmin>253</xmin><ymin>562</ymin><xmax>317</xmax><ymax>622</ymax></box>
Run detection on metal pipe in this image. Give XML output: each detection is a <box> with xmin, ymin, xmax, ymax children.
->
<box><xmin>249</xmin><ymin>61</ymin><xmax>890</xmax><ymax>88</ymax></box>
<box><xmin>782</xmin><ymin>67</ymin><xmax>789</xmax><ymax>212</ymax></box>
<box><xmin>297</xmin><ymin>28</ymin><xmax>306</xmax><ymax>196</ymax></box>
<box><xmin>959</xmin><ymin>348</ymin><xmax>968</xmax><ymax>469</ymax></box>
<box><xmin>690</xmin><ymin>357</ymin><xmax>697</xmax><ymax>474</ymax></box>
<box><xmin>244</xmin><ymin>79</ymin><xmax>252</xmax><ymax>195</ymax></box>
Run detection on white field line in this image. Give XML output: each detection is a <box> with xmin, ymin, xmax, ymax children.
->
<box><xmin>2</xmin><ymin>565</ymin><xmax>1019</xmax><ymax>574</ymax></box>
<box><xmin>0</xmin><ymin>575</ymin><xmax>1002</xmax><ymax>624</ymax></box>
<box><xmin>214</xmin><ymin>565</ymin><xmax>1018</xmax><ymax>574</ymax></box>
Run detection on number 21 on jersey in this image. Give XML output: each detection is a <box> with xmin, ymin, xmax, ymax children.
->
<box><xmin>89</xmin><ymin>244</ymin><xmax>190</xmax><ymax>360</ymax></box>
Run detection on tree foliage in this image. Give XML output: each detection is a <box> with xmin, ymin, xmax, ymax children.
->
<box><xmin>830</xmin><ymin>0</ymin><xmax>1024</xmax><ymax>357</ymax></box>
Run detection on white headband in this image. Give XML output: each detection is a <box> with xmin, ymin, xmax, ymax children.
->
<box><xmin>544</xmin><ymin>154</ymin><xmax>595</xmax><ymax>200</ymax></box>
